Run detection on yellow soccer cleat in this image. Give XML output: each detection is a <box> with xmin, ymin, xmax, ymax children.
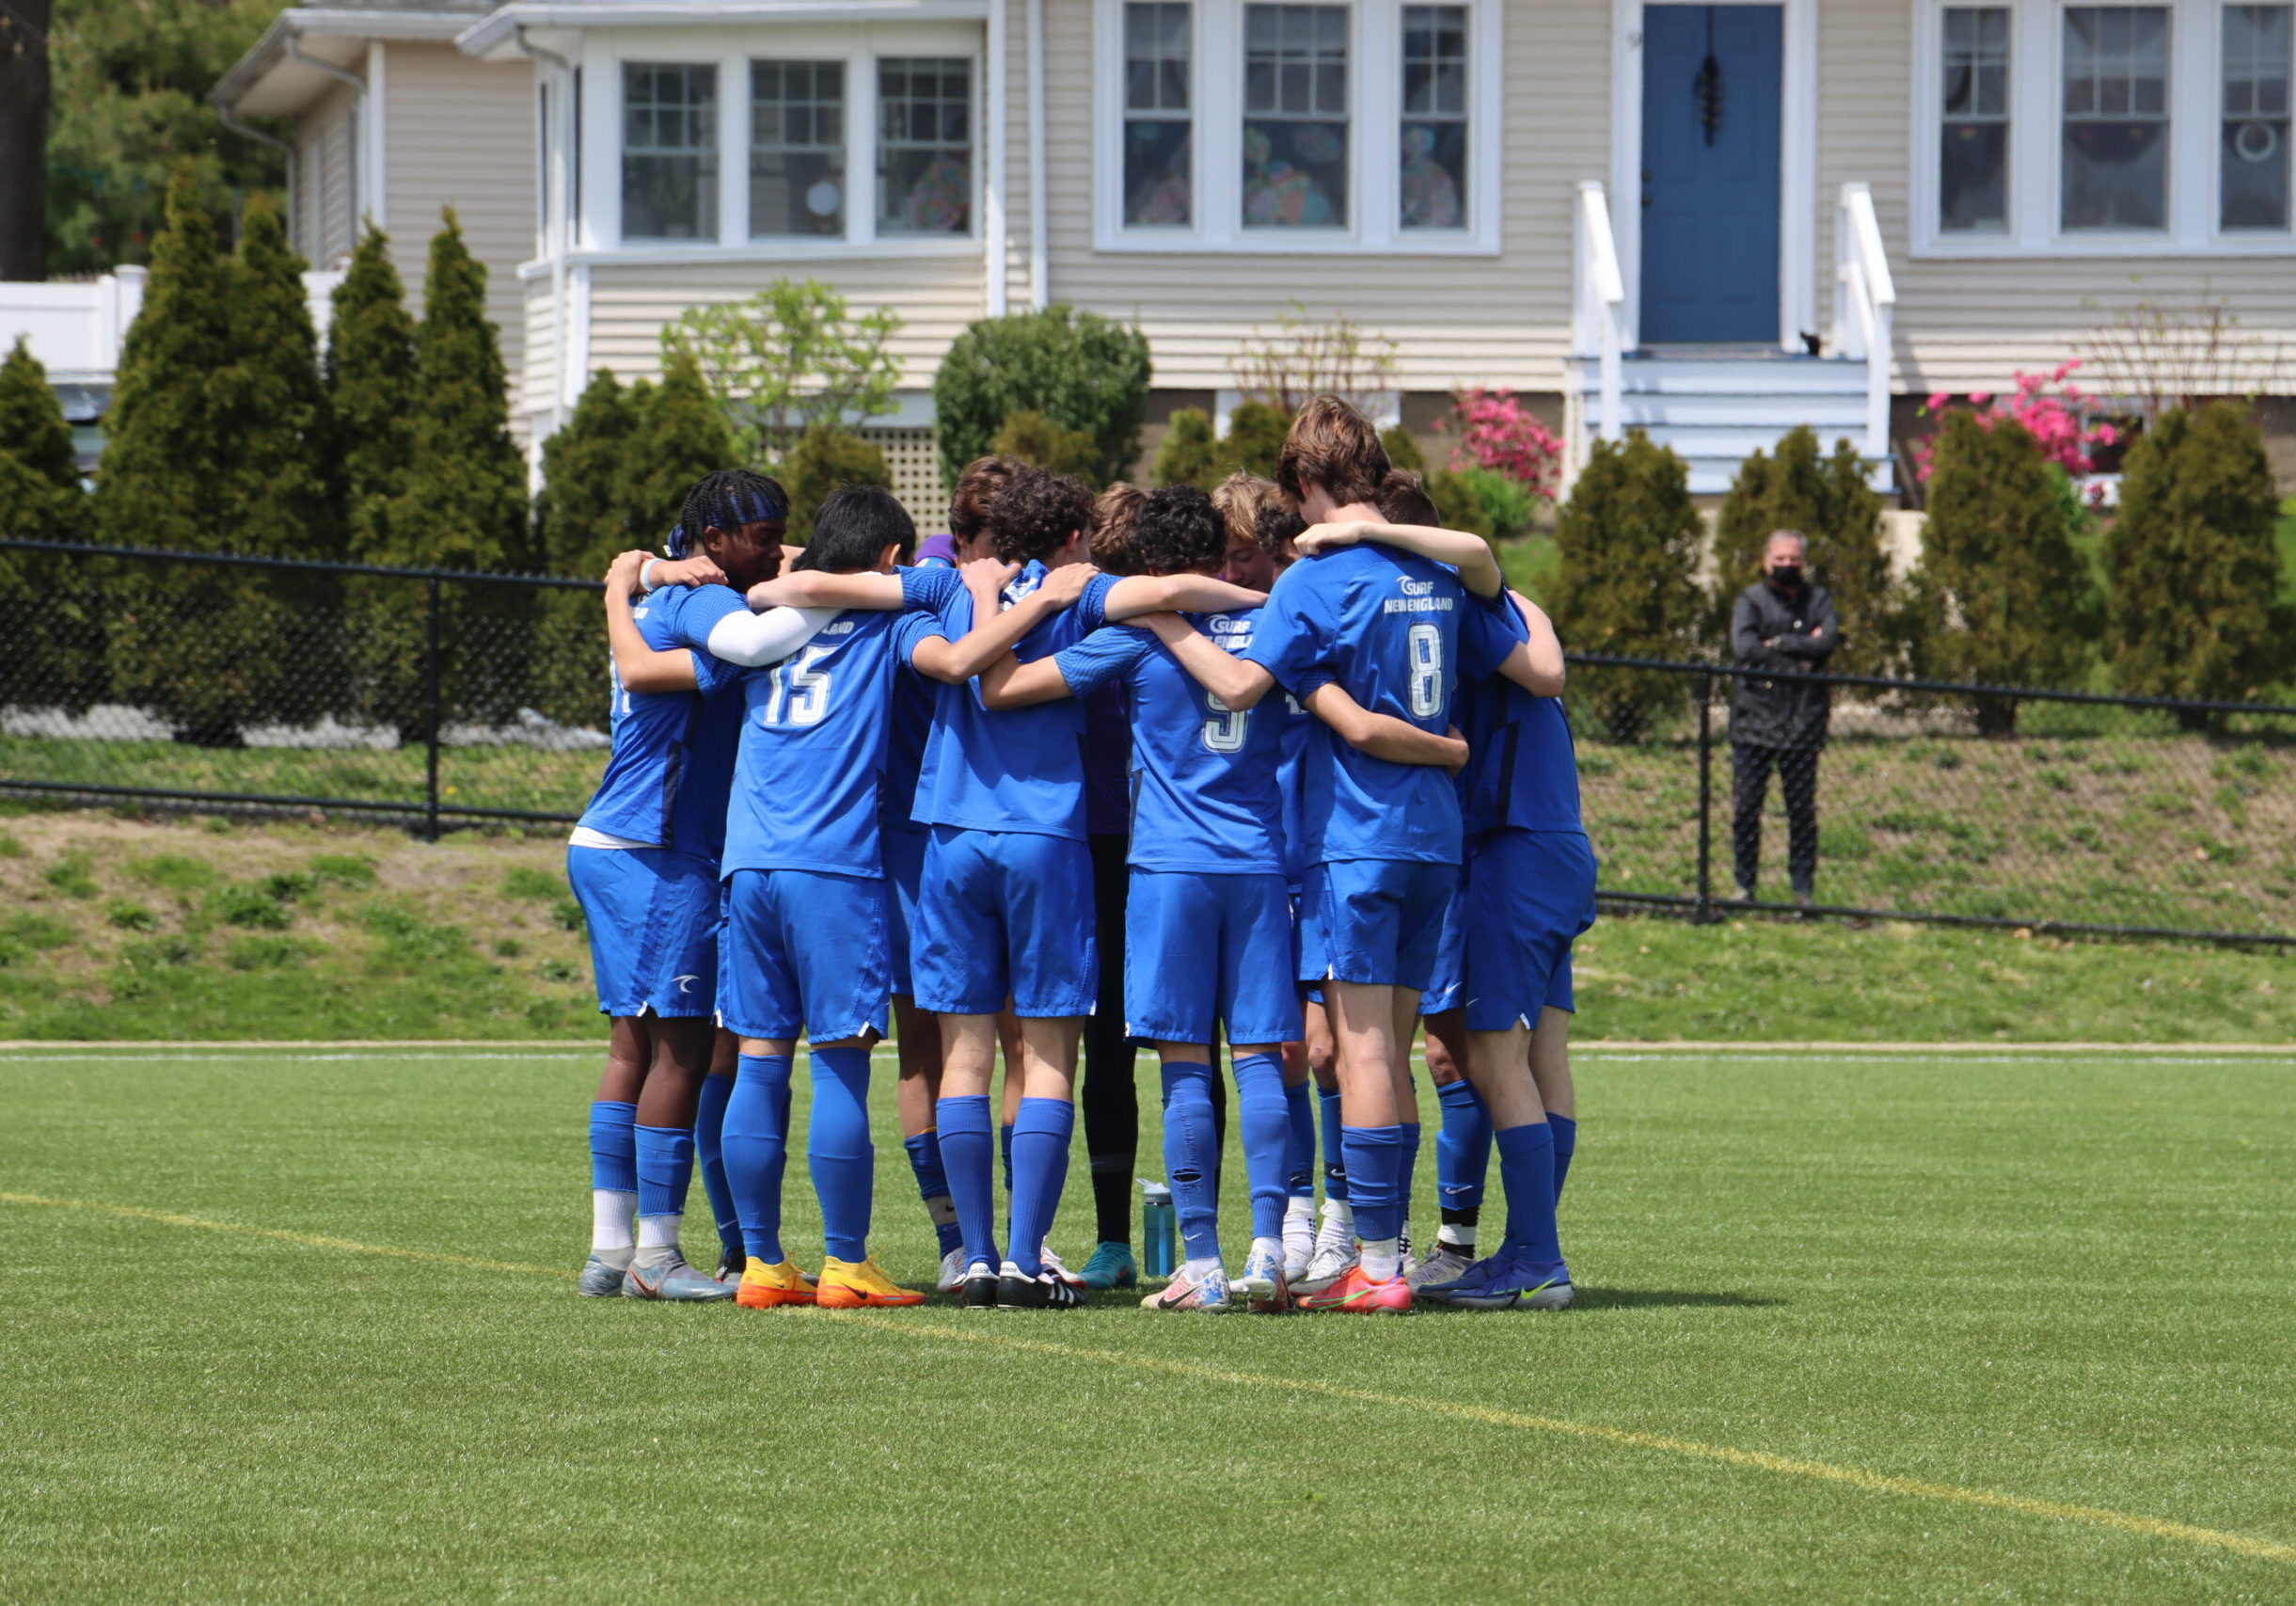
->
<box><xmin>815</xmin><ymin>1256</ymin><xmax>927</xmax><ymax>1309</ymax></box>
<box><xmin>735</xmin><ymin>1258</ymin><xmax>817</xmax><ymax>1309</ymax></box>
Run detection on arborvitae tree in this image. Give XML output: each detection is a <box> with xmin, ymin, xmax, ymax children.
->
<box><xmin>1154</xmin><ymin>407</ymin><xmax>1219</xmax><ymax>487</ymax></box>
<box><xmin>0</xmin><ymin>339</ymin><xmax>103</xmax><ymax>709</ymax></box>
<box><xmin>2105</xmin><ymin>402</ymin><xmax>2292</xmax><ymax>717</ymax></box>
<box><xmin>386</xmin><ymin>210</ymin><xmax>525</xmax><ymax>571</ymax></box>
<box><xmin>326</xmin><ymin>228</ymin><xmax>420</xmax><ymax>563</ymax></box>
<box><xmin>990</xmin><ymin>408</ymin><xmax>1102</xmax><ymax>481</ymax></box>
<box><xmin>778</xmin><ymin>427</ymin><xmax>892</xmax><ymax>544</ymax></box>
<box><xmin>1713</xmin><ymin>425</ymin><xmax>1897</xmax><ymax>674</ymax></box>
<box><xmin>1218</xmin><ymin>402</ymin><xmax>1289</xmax><ymax>480</ymax></box>
<box><xmin>1379</xmin><ymin>424</ymin><xmax>1427</xmax><ymax>473</ymax></box>
<box><xmin>1548</xmin><ymin>431</ymin><xmax>1704</xmax><ymax>741</ymax></box>
<box><xmin>223</xmin><ymin>195</ymin><xmax>339</xmax><ymax>561</ymax></box>
<box><xmin>533</xmin><ymin>369</ymin><xmax>642</xmax><ymax>574</ymax></box>
<box><xmin>1912</xmin><ymin>409</ymin><xmax>2097</xmax><ymax>732</ymax></box>
<box><xmin>625</xmin><ymin>350</ymin><xmax>736</xmax><ymax>549</ymax></box>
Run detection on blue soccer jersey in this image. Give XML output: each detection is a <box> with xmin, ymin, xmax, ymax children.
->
<box><xmin>1453</xmin><ymin>653</ymin><xmax>1586</xmax><ymax>837</ymax></box>
<box><xmin>1243</xmin><ymin>546</ymin><xmax>1510</xmax><ymax>866</ymax></box>
<box><xmin>906</xmin><ymin>562</ymin><xmax>1117</xmax><ymax>839</ymax></box>
<box><xmin>1053</xmin><ymin>610</ymin><xmax>1289</xmax><ymax>877</ymax></box>
<box><xmin>719</xmin><ymin>607</ymin><xmax>942</xmax><ymax>880</ymax></box>
<box><xmin>576</xmin><ymin>583</ymin><xmax>750</xmax><ymax>861</ymax></box>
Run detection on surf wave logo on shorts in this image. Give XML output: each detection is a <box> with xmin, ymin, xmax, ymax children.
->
<box><xmin>673</xmin><ymin>974</ymin><xmax>702</xmax><ymax>994</ymax></box>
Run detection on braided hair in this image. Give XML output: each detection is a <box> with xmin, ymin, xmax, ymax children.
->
<box><xmin>666</xmin><ymin>469</ymin><xmax>789</xmax><ymax>558</ymax></box>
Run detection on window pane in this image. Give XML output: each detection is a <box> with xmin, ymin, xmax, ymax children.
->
<box><xmin>879</xmin><ymin>56</ymin><xmax>972</xmax><ymax>233</ymax></box>
<box><xmin>622</xmin><ymin>62</ymin><xmax>718</xmax><ymax>241</ymax></box>
<box><xmin>1125</xmin><ymin>3</ymin><xmax>1193</xmax><ymax>225</ymax></box>
<box><xmin>1940</xmin><ymin>6</ymin><xmax>2010</xmax><ymax>232</ymax></box>
<box><xmin>1401</xmin><ymin>4</ymin><xmax>1468</xmax><ymax>230</ymax></box>
<box><xmin>1244</xmin><ymin>4</ymin><xmax>1349</xmax><ymax>228</ymax></box>
<box><xmin>2062</xmin><ymin>7</ymin><xmax>2170</xmax><ymax>230</ymax></box>
<box><xmin>2223</xmin><ymin>4</ymin><xmax>2292</xmax><ymax>228</ymax></box>
<box><xmin>752</xmin><ymin>59</ymin><xmax>845</xmax><ymax>237</ymax></box>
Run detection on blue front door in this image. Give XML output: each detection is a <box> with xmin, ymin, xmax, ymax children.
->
<box><xmin>1639</xmin><ymin>5</ymin><xmax>1782</xmax><ymax>344</ymax></box>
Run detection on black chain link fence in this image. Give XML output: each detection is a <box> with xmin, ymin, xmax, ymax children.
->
<box><xmin>5</xmin><ymin>541</ymin><xmax>2293</xmax><ymax>946</ymax></box>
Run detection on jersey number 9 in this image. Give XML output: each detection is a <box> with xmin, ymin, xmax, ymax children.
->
<box><xmin>763</xmin><ymin>646</ymin><xmax>833</xmax><ymax>726</ymax></box>
<box><xmin>1407</xmin><ymin>623</ymin><xmax>1444</xmax><ymax>718</ymax></box>
<box><xmin>1200</xmin><ymin>693</ymin><xmax>1248</xmax><ymax>754</ymax></box>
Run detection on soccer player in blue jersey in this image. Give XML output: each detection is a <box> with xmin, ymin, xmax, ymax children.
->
<box><xmin>984</xmin><ymin>485</ymin><xmax>1463</xmax><ymax>1312</ymax></box>
<box><xmin>1137</xmin><ymin>398</ymin><xmax>1528</xmax><ymax>1313</ymax></box>
<box><xmin>751</xmin><ymin>466</ymin><xmax>1262</xmax><ymax>1309</ymax></box>
<box><xmin>569</xmin><ymin>470</ymin><xmax>835</xmax><ymax>1301</ymax></box>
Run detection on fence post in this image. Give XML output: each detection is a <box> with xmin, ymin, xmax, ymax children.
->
<box><xmin>1695</xmin><ymin>670</ymin><xmax>1715</xmax><ymax>923</ymax></box>
<box><xmin>424</xmin><ymin>575</ymin><xmax>442</xmax><ymax>843</ymax></box>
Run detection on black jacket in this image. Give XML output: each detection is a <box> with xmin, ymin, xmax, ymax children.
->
<box><xmin>1730</xmin><ymin>580</ymin><xmax>1841</xmax><ymax>750</ymax></box>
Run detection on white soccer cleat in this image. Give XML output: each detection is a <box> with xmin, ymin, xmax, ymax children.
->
<box><xmin>935</xmin><ymin>1248</ymin><xmax>967</xmax><ymax>1295</ymax></box>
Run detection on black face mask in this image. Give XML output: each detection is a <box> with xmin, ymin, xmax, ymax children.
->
<box><xmin>1768</xmin><ymin>564</ymin><xmax>1803</xmax><ymax>589</ymax></box>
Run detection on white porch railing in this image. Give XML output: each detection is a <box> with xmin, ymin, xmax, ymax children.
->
<box><xmin>0</xmin><ymin>268</ymin><xmax>343</xmax><ymax>385</ymax></box>
<box><xmin>1572</xmin><ymin>180</ymin><xmax>1626</xmax><ymax>450</ymax></box>
<box><xmin>1831</xmin><ymin>181</ymin><xmax>1896</xmax><ymax>460</ymax></box>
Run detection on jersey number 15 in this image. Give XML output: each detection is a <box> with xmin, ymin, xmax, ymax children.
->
<box><xmin>762</xmin><ymin>646</ymin><xmax>832</xmax><ymax>726</ymax></box>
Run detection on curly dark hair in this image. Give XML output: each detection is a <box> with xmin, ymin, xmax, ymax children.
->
<box><xmin>947</xmin><ymin>455</ymin><xmax>1021</xmax><ymax>546</ymax></box>
<box><xmin>1087</xmin><ymin>483</ymin><xmax>1147</xmax><ymax>574</ymax></box>
<box><xmin>1255</xmin><ymin>501</ymin><xmax>1306</xmax><ymax>556</ymax></box>
<box><xmin>986</xmin><ymin>465</ymin><xmax>1094</xmax><ymax>564</ymax></box>
<box><xmin>1126</xmin><ymin>485</ymin><xmax>1226</xmax><ymax>577</ymax></box>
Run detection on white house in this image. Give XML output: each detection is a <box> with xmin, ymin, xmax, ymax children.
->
<box><xmin>198</xmin><ymin>0</ymin><xmax>2296</xmax><ymax>501</ymax></box>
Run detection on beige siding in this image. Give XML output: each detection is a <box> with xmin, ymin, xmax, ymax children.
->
<box><xmin>579</xmin><ymin>253</ymin><xmax>987</xmax><ymax>388</ymax></box>
<box><xmin>522</xmin><ymin>275</ymin><xmax>560</xmax><ymax>420</ymax></box>
<box><xmin>384</xmin><ymin>43</ymin><xmax>536</xmax><ymax>394</ymax></box>
<box><xmin>1820</xmin><ymin>0</ymin><xmax>2296</xmax><ymax>395</ymax></box>
<box><xmin>303</xmin><ymin>84</ymin><xmax>359</xmax><ymax>267</ymax></box>
<box><xmin>1036</xmin><ymin>0</ymin><xmax>1606</xmax><ymax>394</ymax></box>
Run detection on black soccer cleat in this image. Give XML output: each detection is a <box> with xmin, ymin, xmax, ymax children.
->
<box><xmin>960</xmin><ymin>1260</ymin><xmax>1002</xmax><ymax>1311</ymax></box>
<box><xmin>996</xmin><ymin>1260</ymin><xmax>1085</xmax><ymax>1310</ymax></box>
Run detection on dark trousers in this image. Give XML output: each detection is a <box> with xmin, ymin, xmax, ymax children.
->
<box><xmin>1083</xmin><ymin>833</ymin><xmax>1141</xmax><ymax>1244</ymax></box>
<box><xmin>1731</xmin><ymin>743</ymin><xmax>1821</xmax><ymax>897</ymax></box>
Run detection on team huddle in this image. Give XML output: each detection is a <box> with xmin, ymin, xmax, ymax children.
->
<box><xmin>569</xmin><ymin>395</ymin><xmax>1594</xmax><ymax>1315</ymax></box>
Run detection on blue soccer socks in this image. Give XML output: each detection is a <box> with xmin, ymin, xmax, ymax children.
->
<box><xmin>1007</xmin><ymin>1097</ymin><xmax>1076</xmax><ymax>1278</ymax></box>
<box><xmin>1159</xmin><ymin>1061</ymin><xmax>1221</xmax><ymax>1264</ymax></box>
<box><xmin>1232</xmin><ymin>1053</ymin><xmax>1291</xmax><ymax>1243</ymax></box>
<box><xmin>1548</xmin><ymin>1112</ymin><xmax>1578</xmax><ymax>1201</ymax></box>
<box><xmin>693</xmin><ymin>1073</ymin><xmax>741</xmax><ymax>1256</ymax></box>
<box><xmin>1317</xmin><ymin>1084</ymin><xmax>1350</xmax><ymax>1203</ymax></box>
<box><xmin>807</xmin><ymin>1045</ymin><xmax>874</xmax><ymax>1264</ymax></box>
<box><xmin>936</xmin><ymin>1094</ymin><xmax>1001</xmax><ymax>1270</ymax></box>
<box><xmin>1495</xmin><ymin>1120</ymin><xmax>1562</xmax><ymax>1266</ymax></box>
<box><xmin>904</xmin><ymin>1131</ymin><xmax>964</xmax><ymax>1255</ymax></box>
<box><xmin>1283</xmin><ymin>1076</ymin><xmax>1316</xmax><ymax>1199</ymax></box>
<box><xmin>633</xmin><ymin>1123</ymin><xmax>695</xmax><ymax>1221</ymax></box>
<box><xmin>589</xmin><ymin>1100</ymin><xmax>638</xmax><ymax>1194</ymax></box>
<box><xmin>1436</xmin><ymin>1078</ymin><xmax>1493</xmax><ymax>1220</ymax></box>
<box><xmin>1340</xmin><ymin>1123</ymin><xmax>1408</xmax><ymax>1246</ymax></box>
<box><xmin>722</xmin><ymin>1053</ymin><xmax>794</xmax><ymax>1266</ymax></box>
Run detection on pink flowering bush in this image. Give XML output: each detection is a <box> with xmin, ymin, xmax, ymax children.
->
<box><xmin>1440</xmin><ymin>387</ymin><xmax>1563</xmax><ymax>501</ymax></box>
<box><xmin>1915</xmin><ymin>360</ymin><xmax>2119</xmax><ymax>493</ymax></box>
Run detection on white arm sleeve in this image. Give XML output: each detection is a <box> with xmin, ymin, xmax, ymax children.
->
<box><xmin>705</xmin><ymin>606</ymin><xmax>839</xmax><ymax>668</ymax></box>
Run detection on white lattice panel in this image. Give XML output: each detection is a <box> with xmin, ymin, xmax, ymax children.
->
<box><xmin>861</xmin><ymin>427</ymin><xmax>947</xmax><ymax>533</ymax></box>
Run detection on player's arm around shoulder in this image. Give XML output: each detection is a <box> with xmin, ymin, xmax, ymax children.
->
<box><xmin>1139</xmin><ymin>611</ymin><xmax>1276</xmax><ymax>710</ymax></box>
<box><xmin>1303</xmin><ymin>683</ymin><xmax>1469</xmax><ymax>771</ymax></box>
<box><xmin>1101</xmin><ymin>573</ymin><xmax>1266</xmax><ymax>622</ymax></box>
<box><xmin>603</xmin><ymin>550</ymin><xmax>699</xmax><ymax>692</ymax></box>
<box><xmin>1296</xmin><ymin>517</ymin><xmax>1503</xmax><ymax>598</ymax></box>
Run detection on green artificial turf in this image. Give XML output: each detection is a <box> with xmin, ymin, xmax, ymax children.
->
<box><xmin>2</xmin><ymin>1045</ymin><xmax>2291</xmax><ymax>1603</ymax></box>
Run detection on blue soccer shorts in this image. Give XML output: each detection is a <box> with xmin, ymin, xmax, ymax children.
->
<box><xmin>1125</xmin><ymin>868</ymin><xmax>1301</xmax><ymax>1048</ymax></box>
<box><xmin>1458</xmin><ymin>828</ymin><xmax>1598</xmax><ymax>1031</ymax></box>
<box><xmin>1298</xmin><ymin>858</ymin><xmax>1457</xmax><ymax>993</ymax></box>
<box><xmin>566</xmin><ymin>843</ymin><xmax>720</xmax><ymax>1018</ymax></box>
<box><xmin>718</xmin><ymin>867</ymin><xmax>889</xmax><ymax>1042</ymax></box>
<box><xmin>1291</xmin><ymin>889</ymin><xmax>1322</xmax><ymax>1008</ymax></box>
<box><xmin>1418</xmin><ymin>862</ymin><xmax>1472</xmax><ymax>1016</ymax></box>
<box><xmin>912</xmin><ymin>825</ymin><xmax>1096</xmax><ymax>1018</ymax></box>
<box><xmin>881</xmin><ymin>823</ymin><xmax>928</xmax><ymax>1000</ymax></box>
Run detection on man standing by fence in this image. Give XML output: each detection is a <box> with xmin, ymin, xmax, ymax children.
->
<box><xmin>1730</xmin><ymin>530</ymin><xmax>1839</xmax><ymax>909</ymax></box>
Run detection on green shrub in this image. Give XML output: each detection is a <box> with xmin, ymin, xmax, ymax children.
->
<box><xmin>1379</xmin><ymin>424</ymin><xmax>1427</xmax><ymax>473</ymax></box>
<box><xmin>935</xmin><ymin>306</ymin><xmax>1152</xmax><ymax>486</ymax></box>
<box><xmin>659</xmin><ymin>278</ymin><xmax>903</xmax><ymax>464</ymax></box>
<box><xmin>777</xmin><ymin>428</ymin><xmax>893</xmax><ymax>544</ymax></box>
<box><xmin>2104</xmin><ymin>403</ymin><xmax>2293</xmax><ymax>715</ymax></box>
<box><xmin>129</xmin><ymin>854</ymin><xmax>218</xmax><ymax>893</ymax></box>
<box><xmin>309</xmin><ymin>854</ymin><xmax>377</xmax><ymax>888</ymax></box>
<box><xmin>1449</xmin><ymin>465</ymin><xmax>1539</xmax><ymax>542</ymax></box>
<box><xmin>106</xmin><ymin>899</ymin><xmax>160</xmax><ymax>931</ymax></box>
<box><xmin>1715</xmin><ymin>425</ymin><xmax>1901</xmax><ymax>673</ymax></box>
<box><xmin>1219</xmin><ymin>403</ymin><xmax>1290</xmax><ymax>481</ymax></box>
<box><xmin>1549</xmin><ymin>432</ymin><xmax>1705</xmax><ymax>741</ymax></box>
<box><xmin>503</xmin><ymin>866</ymin><xmax>562</xmax><ymax>900</ymax></box>
<box><xmin>0</xmin><ymin>340</ymin><xmax>102</xmax><ymax>713</ymax></box>
<box><xmin>1912</xmin><ymin>412</ymin><xmax>2098</xmax><ymax>730</ymax></box>
<box><xmin>1153</xmin><ymin>408</ymin><xmax>1220</xmax><ymax>488</ymax></box>
<box><xmin>1424</xmin><ymin>469</ymin><xmax>1493</xmax><ymax>538</ymax></box>
<box><xmin>990</xmin><ymin>409</ymin><xmax>1104</xmax><ymax>481</ymax></box>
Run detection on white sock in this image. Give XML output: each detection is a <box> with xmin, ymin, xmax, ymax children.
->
<box><xmin>1320</xmin><ymin>1197</ymin><xmax>1354</xmax><ymax>1232</ymax></box>
<box><xmin>633</xmin><ymin>1213</ymin><xmax>682</xmax><ymax>1267</ymax></box>
<box><xmin>1183</xmin><ymin>1254</ymin><xmax>1225</xmax><ymax>1282</ymax></box>
<box><xmin>1438</xmin><ymin>1224</ymin><xmax>1476</xmax><ymax>1251</ymax></box>
<box><xmin>1250</xmin><ymin>1234</ymin><xmax>1283</xmax><ymax>1267</ymax></box>
<box><xmin>1361</xmin><ymin>1236</ymin><xmax>1401</xmax><ymax>1281</ymax></box>
<box><xmin>591</xmin><ymin>1189</ymin><xmax>637</xmax><ymax>1255</ymax></box>
<box><xmin>1285</xmin><ymin>1197</ymin><xmax>1314</xmax><ymax>1224</ymax></box>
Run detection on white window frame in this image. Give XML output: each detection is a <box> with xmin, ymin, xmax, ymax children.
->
<box><xmin>582</xmin><ymin>24</ymin><xmax>982</xmax><ymax>262</ymax></box>
<box><xmin>1091</xmin><ymin>0</ymin><xmax>1504</xmax><ymax>254</ymax></box>
<box><xmin>1910</xmin><ymin>0</ymin><xmax>2296</xmax><ymax>255</ymax></box>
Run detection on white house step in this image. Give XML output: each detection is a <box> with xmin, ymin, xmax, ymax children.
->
<box><xmin>1567</xmin><ymin>353</ymin><xmax>1891</xmax><ymax>495</ymax></box>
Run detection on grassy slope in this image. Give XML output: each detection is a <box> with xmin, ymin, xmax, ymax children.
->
<box><xmin>0</xmin><ymin>1045</ymin><xmax>2290</xmax><ymax>1603</ymax></box>
<box><xmin>3</xmin><ymin>807</ymin><xmax>2293</xmax><ymax>1042</ymax></box>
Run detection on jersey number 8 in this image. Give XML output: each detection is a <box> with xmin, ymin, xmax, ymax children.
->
<box><xmin>763</xmin><ymin>645</ymin><xmax>833</xmax><ymax>726</ymax></box>
<box><xmin>1407</xmin><ymin>623</ymin><xmax>1444</xmax><ymax>718</ymax></box>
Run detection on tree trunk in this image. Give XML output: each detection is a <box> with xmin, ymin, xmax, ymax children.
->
<box><xmin>0</xmin><ymin>0</ymin><xmax>51</xmax><ymax>281</ymax></box>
